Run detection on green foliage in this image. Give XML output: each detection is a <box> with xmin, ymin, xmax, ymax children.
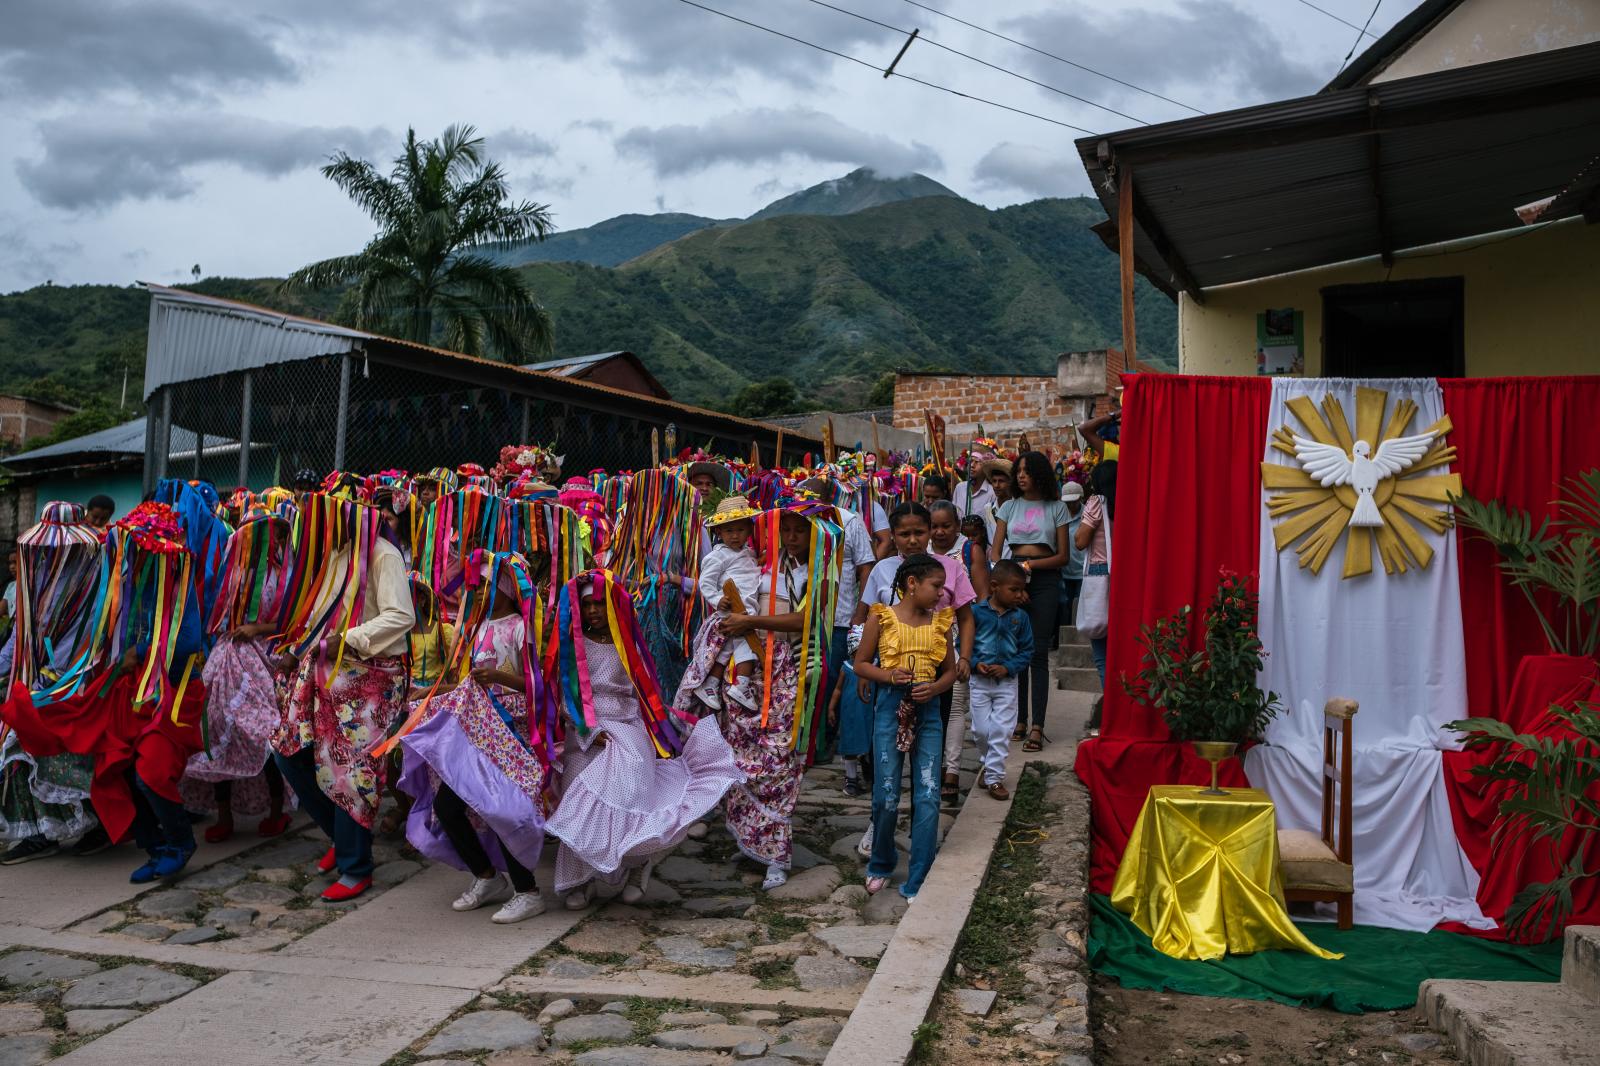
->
<box><xmin>909</xmin><ymin>1021</ymin><xmax>943</xmax><ymax>1063</ymax></box>
<box><xmin>483</xmin><ymin>213</ymin><xmax>727</xmax><ymax>269</ymax></box>
<box><xmin>955</xmin><ymin>766</ymin><xmax>1053</xmax><ymax>995</ymax></box>
<box><xmin>284</xmin><ymin>124</ymin><xmax>555</xmax><ymax>360</ymax></box>
<box><xmin>866</xmin><ymin>372</ymin><xmax>896</xmax><ymax>408</ymax></box>
<box><xmin>1451</xmin><ymin>471</ymin><xmax>1600</xmax><ymax>656</ymax></box>
<box><xmin>1124</xmin><ymin>569</ymin><xmax>1282</xmax><ymax>743</ymax></box>
<box><xmin>23</xmin><ymin>404</ymin><xmax>125</xmax><ymax>452</ymax></box>
<box><xmin>1448</xmin><ymin>699</ymin><xmax>1600</xmax><ymax>941</ymax></box>
<box><xmin>731</xmin><ymin>377</ymin><xmax>814</xmax><ymax>419</ymax></box>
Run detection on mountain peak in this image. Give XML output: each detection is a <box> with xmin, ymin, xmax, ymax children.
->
<box><xmin>747</xmin><ymin>168</ymin><xmax>961</xmax><ymax>221</ymax></box>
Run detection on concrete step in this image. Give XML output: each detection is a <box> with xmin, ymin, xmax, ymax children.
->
<box><xmin>1058</xmin><ymin>625</ymin><xmax>1090</xmax><ymax>648</ymax></box>
<box><xmin>1055</xmin><ymin>643</ymin><xmax>1094</xmax><ymax>670</ymax></box>
<box><xmin>1563</xmin><ymin>924</ymin><xmax>1600</xmax><ymax>1002</ymax></box>
<box><xmin>1419</xmin><ymin>978</ymin><xmax>1596</xmax><ymax>1066</ymax></box>
<box><xmin>1054</xmin><ymin>665</ymin><xmax>1102</xmax><ymax>693</ymax></box>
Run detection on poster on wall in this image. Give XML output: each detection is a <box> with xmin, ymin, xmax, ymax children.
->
<box><xmin>1256</xmin><ymin>308</ymin><xmax>1305</xmax><ymax>375</ymax></box>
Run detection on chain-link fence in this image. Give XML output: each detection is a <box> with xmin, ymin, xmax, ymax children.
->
<box><xmin>144</xmin><ymin>349</ymin><xmax>811</xmax><ymax>494</ymax></box>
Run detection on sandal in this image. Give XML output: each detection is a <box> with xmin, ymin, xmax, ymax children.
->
<box><xmin>1011</xmin><ymin>725</ymin><xmax>1027</xmax><ymax>742</ymax></box>
<box><xmin>865</xmin><ymin>876</ymin><xmax>890</xmax><ymax>895</ymax></box>
<box><xmin>941</xmin><ymin>773</ymin><xmax>960</xmax><ymax>805</ymax></box>
<box><xmin>1023</xmin><ymin>727</ymin><xmax>1045</xmax><ymax>752</ymax></box>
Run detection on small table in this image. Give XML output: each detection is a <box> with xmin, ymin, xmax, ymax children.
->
<box><xmin>1111</xmin><ymin>785</ymin><xmax>1342</xmax><ymax>962</ymax></box>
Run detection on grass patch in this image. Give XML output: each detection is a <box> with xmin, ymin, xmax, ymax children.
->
<box><xmin>953</xmin><ymin>765</ymin><xmax>1056</xmax><ymax>996</ymax></box>
<box><xmin>622</xmin><ymin>996</ymin><xmax>694</xmax><ymax>1038</ymax></box>
<box><xmin>762</xmin><ymin>911</ymin><xmax>812</xmax><ymax>941</ymax></box>
<box><xmin>909</xmin><ymin>1020</ymin><xmax>943</xmax><ymax>1064</ymax></box>
<box><xmin>750</xmin><ymin>958</ymin><xmax>797</xmax><ymax>989</ymax></box>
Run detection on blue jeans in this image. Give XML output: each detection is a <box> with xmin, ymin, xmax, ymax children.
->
<box><xmin>868</xmin><ymin>685</ymin><xmax>942</xmax><ymax>898</ymax></box>
<box><xmin>273</xmin><ymin>747</ymin><xmax>374</xmax><ymax>880</ymax></box>
<box><xmin>1090</xmin><ymin>637</ymin><xmax>1107</xmax><ymax>687</ymax></box>
<box><xmin>130</xmin><ymin>772</ymin><xmax>195</xmax><ymax>854</ymax></box>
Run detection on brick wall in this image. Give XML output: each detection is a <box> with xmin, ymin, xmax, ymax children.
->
<box><xmin>0</xmin><ymin>396</ymin><xmax>71</xmax><ymax>449</ymax></box>
<box><xmin>892</xmin><ymin>373</ymin><xmax>1089</xmax><ymax>456</ymax></box>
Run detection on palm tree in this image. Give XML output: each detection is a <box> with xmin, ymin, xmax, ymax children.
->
<box><xmin>285</xmin><ymin>124</ymin><xmax>555</xmax><ymax>359</ymax></box>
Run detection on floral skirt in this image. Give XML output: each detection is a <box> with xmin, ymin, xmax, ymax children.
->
<box><xmin>722</xmin><ymin>638</ymin><xmax>803</xmax><ymax>868</ymax></box>
<box><xmin>673</xmin><ymin>613</ymin><xmax>732</xmax><ymax>716</ymax></box>
<box><xmin>180</xmin><ymin>636</ymin><xmax>289</xmax><ymax>818</ymax></box>
<box><xmin>275</xmin><ymin>654</ymin><xmax>405</xmax><ymax>830</ymax></box>
<box><xmin>398</xmin><ymin>681</ymin><xmax>548</xmax><ymax>877</ymax></box>
<box><xmin>0</xmin><ymin>734</ymin><xmax>94</xmax><ymax>843</ymax></box>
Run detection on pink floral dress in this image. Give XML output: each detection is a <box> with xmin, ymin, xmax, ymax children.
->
<box><xmin>276</xmin><ymin>652</ymin><xmax>407</xmax><ymax>830</ymax></box>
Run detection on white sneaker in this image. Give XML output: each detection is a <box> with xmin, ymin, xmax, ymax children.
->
<box><xmin>762</xmin><ymin>864</ymin><xmax>788</xmax><ymax>891</ymax></box>
<box><xmin>620</xmin><ymin>860</ymin><xmax>655</xmax><ymax>904</ymax></box>
<box><xmin>491</xmin><ymin>891</ymin><xmax>546</xmax><ymax>924</ymax></box>
<box><xmin>856</xmin><ymin>825</ymin><xmax>874</xmax><ymax>859</ymax></box>
<box><xmin>452</xmin><ymin>874</ymin><xmax>508</xmax><ymax>912</ymax></box>
<box><xmin>694</xmin><ymin>678</ymin><xmax>724</xmax><ymax>710</ymax></box>
<box><xmin>564</xmin><ymin>886</ymin><xmax>593</xmax><ymax>911</ymax></box>
<box><xmin>685</xmin><ymin>821</ymin><xmax>709</xmax><ymax>840</ymax></box>
<box><xmin>727</xmin><ymin>677</ymin><xmax>759</xmax><ymax>711</ymax></box>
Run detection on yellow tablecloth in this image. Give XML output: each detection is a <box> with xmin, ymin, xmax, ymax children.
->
<box><xmin>1111</xmin><ymin>785</ymin><xmax>1342</xmax><ymax>962</ymax></box>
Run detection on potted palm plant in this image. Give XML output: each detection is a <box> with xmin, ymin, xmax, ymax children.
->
<box><xmin>1447</xmin><ymin>470</ymin><xmax>1600</xmax><ymax>940</ymax></box>
<box><xmin>1124</xmin><ymin>569</ymin><xmax>1282</xmax><ymax>794</ymax></box>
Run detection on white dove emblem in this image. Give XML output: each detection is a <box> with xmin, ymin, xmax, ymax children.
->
<box><xmin>1291</xmin><ymin>431</ymin><xmax>1437</xmax><ymax>527</ymax></box>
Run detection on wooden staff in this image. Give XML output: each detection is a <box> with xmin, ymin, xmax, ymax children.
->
<box><xmin>723</xmin><ymin>580</ymin><xmax>764</xmax><ymax>658</ymax></box>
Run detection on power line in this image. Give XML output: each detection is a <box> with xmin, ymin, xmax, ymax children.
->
<box><xmin>672</xmin><ymin>0</ymin><xmax>1098</xmax><ymax>133</ymax></box>
<box><xmin>798</xmin><ymin>0</ymin><xmax>1150</xmax><ymax>126</ymax></box>
<box><xmin>1337</xmin><ymin>0</ymin><xmax>1384</xmax><ymax>73</ymax></box>
<box><xmin>1293</xmin><ymin>0</ymin><xmax>1381</xmax><ymax>39</ymax></box>
<box><xmin>897</xmin><ymin>0</ymin><xmax>1206</xmax><ymax>116</ymax></box>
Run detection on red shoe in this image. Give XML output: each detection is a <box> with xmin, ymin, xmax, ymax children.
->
<box><xmin>320</xmin><ymin>878</ymin><xmax>371</xmax><ymax>902</ymax></box>
<box><xmin>256</xmin><ymin>814</ymin><xmax>292</xmax><ymax>838</ymax></box>
<box><xmin>203</xmin><ymin>820</ymin><xmax>235</xmax><ymax>844</ymax></box>
<box><xmin>316</xmin><ymin>846</ymin><xmax>337</xmax><ymax>873</ymax></box>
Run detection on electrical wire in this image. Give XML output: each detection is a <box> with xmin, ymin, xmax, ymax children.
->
<box><xmin>798</xmin><ymin>0</ymin><xmax>1149</xmax><ymax>126</ymax></box>
<box><xmin>1294</xmin><ymin>0</ymin><xmax>1381</xmax><ymax>40</ymax></box>
<box><xmin>672</xmin><ymin>0</ymin><xmax>1098</xmax><ymax>133</ymax></box>
<box><xmin>897</xmin><ymin>0</ymin><xmax>1205</xmax><ymax>116</ymax></box>
<box><xmin>1336</xmin><ymin>0</ymin><xmax>1383</xmax><ymax>73</ymax></box>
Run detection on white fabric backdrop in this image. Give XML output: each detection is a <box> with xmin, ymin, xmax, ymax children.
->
<box><xmin>1244</xmin><ymin>377</ymin><xmax>1490</xmax><ymax>931</ymax></box>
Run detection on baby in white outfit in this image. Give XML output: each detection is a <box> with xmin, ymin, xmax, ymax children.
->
<box><xmin>695</xmin><ymin>497</ymin><xmax>762</xmax><ymax>710</ymax></box>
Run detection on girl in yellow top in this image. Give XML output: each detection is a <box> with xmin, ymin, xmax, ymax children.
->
<box><xmin>852</xmin><ymin>553</ymin><xmax>959</xmax><ymax>900</ymax></box>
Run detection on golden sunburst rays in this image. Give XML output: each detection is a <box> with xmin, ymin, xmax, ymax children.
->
<box><xmin>1262</xmin><ymin>385</ymin><xmax>1461</xmax><ymax>579</ymax></box>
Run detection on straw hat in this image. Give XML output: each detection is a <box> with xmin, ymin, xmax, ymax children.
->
<box><xmin>705</xmin><ymin>495</ymin><xmax>762</xmax><ymax>527</ymax></box>
<box><xmin>977</xmin><ymin>456</ymin><xmax>1013</xmax><ymax>480</ymax></box>
<box><xmin>685</xmin><ymin>460</ymin><xmax>732</xmax><ymax>491</ymax></box>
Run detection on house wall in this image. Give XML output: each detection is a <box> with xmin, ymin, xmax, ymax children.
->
<box><xmin>1373</xmin><ymin>0</ymin><xmax>1600</xmax><ymax>82</ymax></box>
<box><xmin>0</xmin><ymin>396</ymin><xmax>72</xmax><ymax>450</ymax></box>
<box><xmin>893</xmin><ymin>373</ymin><xmax>1086</xmax><ymax>454</ymax></box>
<box><xmin>1177</xmin><ymin>218</ymin><xmax>1600</xmax><ymax>377</ymax></box>
<box><xmin>578</xmin><ymin>360</ymin><xmax>669</xmax><ymax>399</ymax></box>
<box><xmin>30</xmin><ymin>470</ymin><xmax>144</xmax><ymax>522</ymax></box>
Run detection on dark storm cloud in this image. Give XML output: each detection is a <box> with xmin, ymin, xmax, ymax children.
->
<box><xmin>17</xmin><ymin>113</ymin><xmax>391</xmax><ymax>210</ymax></box>
<box><xmin>1005</xmin><ymin>0</ymin><xmax>1323</xmax><ymax>117</ymax></box>
<box><xmin>616</xmin><ymin>107</ymin><xmax>941</xmax><ymax>178</ymax></box>
<box><xmin>2</xmin><ymin>0</ymin><xmax>296</xmax><ymax>101</ymax></box>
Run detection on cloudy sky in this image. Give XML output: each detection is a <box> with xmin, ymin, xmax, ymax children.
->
<box><xmin>1</xmin><ymin>0</ymin><xmax>1408</xmax><ymax>294</ymax></box>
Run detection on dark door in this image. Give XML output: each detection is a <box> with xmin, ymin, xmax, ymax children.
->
<box><xmin>1322</xmin><ymin>277</ymin><xmax>1464</xmax><ymax>377</ymax></box>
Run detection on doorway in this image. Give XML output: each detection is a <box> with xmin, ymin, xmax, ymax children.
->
<box><xmin>1322</xmin><ymin>277</ymin><xmax>1464</xmax><ymax>377</ymax></box>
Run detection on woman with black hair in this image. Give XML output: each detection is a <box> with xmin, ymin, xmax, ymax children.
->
<box><xmin>990</xmin><ymin>451</ymin><xmax>1072</xmax><ymax>752</ymax></box>
<box><xmin>1075</xmin><ymin>459</ymin><xmax>1117</xmax><ymax>699</ymax></box>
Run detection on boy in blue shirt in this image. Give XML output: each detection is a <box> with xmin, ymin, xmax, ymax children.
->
<box><xmin>971</xmin><ymin>561</ymin><xmax>1034</xmax><ymax>800</ymax></box>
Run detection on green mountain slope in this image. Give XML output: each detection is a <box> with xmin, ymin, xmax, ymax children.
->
<box><xmin>0</xmin><ymin>193</ymin><xmax>1176</xmax><ymax>430</ymax></box>
<box><xmin>520</xmin><ymin>194</ymin><xmax>1175</xmax><ymax>408</ymax></box>
<box><xmin>483</xmin><ymin>212</ymin><xmax>733</xmax><ymax>269</ymax></box>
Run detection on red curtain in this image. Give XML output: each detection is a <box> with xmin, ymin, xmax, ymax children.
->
<box><xmin>1438</xmin><ymin>376</ymin><xmax>1600</xmax><ymax>933</ymax></box>
<box><xmin>1075</xmin><ymin>374</ymin><xmax>1270</xmax><ymax>891</ymax></box>
<box><xmin>1440</xmin><ymin>377</ymin><xmax>1600</xmax><ymax>717</ymax></box>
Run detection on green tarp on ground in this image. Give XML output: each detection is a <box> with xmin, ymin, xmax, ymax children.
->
<box><xmin>1088</xmin><ymin>894</ymin><xmax>1563</xmax><ymax>1013</ymax></box>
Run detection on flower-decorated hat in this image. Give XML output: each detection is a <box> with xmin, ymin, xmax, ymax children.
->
<box><xmin>704</xmin><ymin>495</ymin><xmax>762</xmax><ymax>528</ymax></box>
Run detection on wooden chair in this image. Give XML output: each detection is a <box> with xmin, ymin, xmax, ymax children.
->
<box><xmin>1278</xmin><ymin>697</ymin><xmax>1357</xmax><ymax>929</ymax></box>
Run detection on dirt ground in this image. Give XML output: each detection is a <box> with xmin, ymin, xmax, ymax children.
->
<box><xmin>1089</xmin><ymin>977</ymin><xmax>1458</xmax><ymax>1066</ymax></box>
<box><xmin>917</xmin><ymin>976</ymin><xmax>1459</xmax><ymax>1065</ymax></box>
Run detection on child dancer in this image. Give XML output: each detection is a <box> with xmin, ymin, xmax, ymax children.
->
<box><xmin>968</xmin><ymin>560</ymin><xmax>1033</xmax><ymax>800</ymax></box>
<box><xmin>852</xmin><ymin>553</ymin><xmax>958</xmax><ymax>901</ymax></box>
<box><xmin>683</xmin><ymin>495</ymin><xmax>763</xmax><ymax>711</ymax></box>
<box><xmin>397</xmin><ymin>553</ymin><xmax>549</xmax><ymax>924</ymax></box>
<box><xmin>548</xmin><ymin>571</ymin><xmax>741</xmax><ymax>909</ymax></box>
<box><xmin>182</xmin><ymin>494</ymin><xmax>295</xmax><ymax>842</ymax></box>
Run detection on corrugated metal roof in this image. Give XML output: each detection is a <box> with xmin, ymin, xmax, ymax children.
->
<box><xmin>143</xmin><ymin>283</ymin><xmax>366</xmax><ymax>400</ymax></box>
<box><xmin>3</xmin><ymin>416</ymin><xmax>228</xmax><ymax>472</ymax></box>
<box><xmin>1077</xmin><ymin>42</ymin><xmax>1600</xmax><ymax>292</ymax></box>
<box><xmin>521</xmin><ymin>352</ymin><xmax>628</xmax><ymax>374</ymax></box>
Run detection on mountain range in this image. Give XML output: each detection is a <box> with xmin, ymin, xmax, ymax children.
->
<box><xmin>0</xmin><ymin>169</ymin><xmax>1176</xmax><ymax>429</ymax></box>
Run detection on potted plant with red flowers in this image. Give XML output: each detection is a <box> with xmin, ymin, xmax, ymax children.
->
<box><xmin>1124</xmin><ymin>569</ymin><xmax>1283</xmax><ymax>793</ymax></box>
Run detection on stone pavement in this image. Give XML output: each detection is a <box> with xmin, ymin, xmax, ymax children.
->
<box><xmin>0</xmin><ymin>687</ymin><xmax>1082</xmax><ymax>1066</ymax></box>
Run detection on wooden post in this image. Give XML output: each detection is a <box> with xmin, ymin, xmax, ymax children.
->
<box><xmin>1118</xmin><ymin>166</ymin><xmax>1138</xmax><ymax>371</ymax></box>
<box><xmin>775</xmin><ymin>429</ymin><xmax>785</xmax><ymax>467</ymax></box>
<box><xmin>650</xmin><ymin>428</ymin><xmax>660</xmax><ymax>468</ymax></box>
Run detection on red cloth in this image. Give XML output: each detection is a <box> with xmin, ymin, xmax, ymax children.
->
<box><xmin>1441</xmin><ymin>655</ymin><xmax>1600</xmax><ymax>937</ymax></box>
<box><xmin>1436</xmin><ymin>378</ymin><xmax>1600</xmax><ymax>935</ymax></box>
<box><xmin>0</xmin><ymin>673</ymin><xmax>206</xmax><ymax>844</ymax></box>
<box><xmin>1440</xmin><ymin>377</ymin><xmax>1600</xmax><ymax>717</ymax></box>
<box><xmin>1075</xmin><ymin>374</ymin><xmax>1270</xmax><ymax>888</ymax></box>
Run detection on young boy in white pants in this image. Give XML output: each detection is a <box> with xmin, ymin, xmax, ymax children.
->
<box><xmin>969</xmin><ymin>561</ymin><xmax>1034</xmax><ymax>800</ymax></box>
